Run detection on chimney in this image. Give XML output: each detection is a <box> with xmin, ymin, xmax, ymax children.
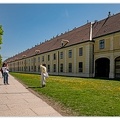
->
<box><xmin>90</xmin><ymin>22</ymin><xmax>93</xmax><ymax>41</ymax></box>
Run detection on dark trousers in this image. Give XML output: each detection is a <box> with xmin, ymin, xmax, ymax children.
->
<box><xmin>3</xmin><ymin>72</ymin><xmax>8</xmax><ymax>84</ymax></box>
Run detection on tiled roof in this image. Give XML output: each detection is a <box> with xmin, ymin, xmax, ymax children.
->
<box><xmin>93</xmin><ymin>12</ymin><xmax>120</xmax><ymax>38</ymax></box>
<box><xmin>5</xmin><ymin>23</ymin><xmax>91</xmax><ymax>62</ymax></box>
<box><xmin>5</xmin><ymin>12</ymin><xmax>120</xmax><ymax>63</ymax></box>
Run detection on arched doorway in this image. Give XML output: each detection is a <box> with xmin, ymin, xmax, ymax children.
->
<box><xmin>115</xmin><ymin>56</ymin><xmax>120</xmax><ymax>78</ymax></box>
<box><xmin>95</xmin><ymin>58</ymin><xmax>110</xmax><ymax>78</ymax></box>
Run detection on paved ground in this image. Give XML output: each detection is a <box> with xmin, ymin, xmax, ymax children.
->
<box><xmin>0</xmin><ymin>74</ymin><xmax>62</xmax><ymax>117</ymax></box>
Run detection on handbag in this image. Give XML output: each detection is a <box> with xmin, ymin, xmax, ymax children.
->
<box><xmin>43</xmin><ymin>72</ymin><xmax>49</xmax><ymax>78</ymax></box>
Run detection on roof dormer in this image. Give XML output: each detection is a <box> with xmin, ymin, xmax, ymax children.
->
<box><xmin>22</xmin><ymin>55</ymin><xmax>26</xmax><ymax>58</ymax></box>
<box><xmin>15</xmin><ymin>57</ymin><xmax>18</xmax><ymax>61</ymax></box>
<box><xmin>35</xmin><ymin>50</ymin><xmax>40</xmax><ymax>54</ymax></box>
<box><xmin>61</xmin><ymin>39</ymin><xmax>69</xmax><ymax>47</ymax></box>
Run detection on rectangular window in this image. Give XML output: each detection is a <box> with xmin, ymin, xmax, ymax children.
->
<box><xmin>68</xmin><ymin>50</ymin><xmax>72</xmax><ymax>58</ymax></box>
<box><xmin>42</xmin><ymin>56</ymin><xmax>44</xmax><ymax>62</ymax></box>
<box><xmin>79</xmin><ymin>47</ymin><xmax>83</xmax><ymax>56</ymax></box>
<box><xmin>29</xmin><ymin>66</ymin><xmax>30</xmax><ymax>71</ymax></box>
<box><xmin>53</xmin><ymin>53</ymin><xmax>56</xmax><ymax>60</ymax></box>
<box><xmin>31</xmin><ymin>58</ymin><xmax>33</xmax><ymax>63</ymax></box>
<box><xmin>60</xmin><ymin>63</ymin><xmax>63</xmax><ymax>72</ymax></box>
<box><xmin>69</xmin><ymin>63</ymin><xmax>72</xmax><ymax>72</ymax></box>
<box><xmin>53</xmin><ymin>64</ymin><xmax>56</xmax><ymax>72</ymax></box>
<box><xmin>48</xmin><ymin>55</ymin><xmax>50</xmax><ymax>61</ymax></box>
<box><xmin>48</xmin><ymin>65</ymin><xmax>50</xmax><ymax>72</ymax></box>
<box><xmin>60</xmin><ymin>52</ymin><xmax>63</xmax><ymax>59</ymax></box>
<box><xmin>34</xmin><ymin>58</ymin><xmax>36</xmax><ymax>63</ymax></box>
<box><xmin>38</xmin><ymin>65</ymin><xmax>40</xmax><ymax>72</ymax></box>
<box><xmin>79</xmin><ymin>62</ymin><xmax>83</xmax><ymax>72</ymax></box>
<box><xmin>29</xmin><ymin>59</ymin><xmax>30</xmax><ymax>64</ymax></box>
<box><xmin>34</xmin><ymin>66</ymin><xmax>36</xmax><ymax>72</ymax></box>
<box><xmin>31</xmin><ymin>66</ymin><xmax>33</xmax><ymax>71</ymax></box>
<box><xmin>99</xmin><ymin>40</ymin><xmax>105</xmax><ymax>49</ymax></box>
<box><xmin>38</xmin><ymin>57</ymin><xmax>40</xmax><ymax>62</ymax></box>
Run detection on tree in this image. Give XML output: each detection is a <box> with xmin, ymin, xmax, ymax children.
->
<box><xmin>0</xmin><ymin>25</ymin><xmax>4</xmax><ymax>66</ymax></box>
<box><xmin>0</xmin><ymin>25</ymin><xmax>3</xmax><ymax>45</ymax></box>
<box><xmin>0</xmin><ymin>55</ymin><xmax>2</xmax><ymax>67</ymax></box>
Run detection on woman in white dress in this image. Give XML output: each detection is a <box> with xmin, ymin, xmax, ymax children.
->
<box><xmin>40</xmin><ymin>64</ymin><xmax>49</xmax><ymax>87</ymax></box>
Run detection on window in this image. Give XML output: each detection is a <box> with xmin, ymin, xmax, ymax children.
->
<box><xmin>79</xmin><ymin>47</ymin><xmax>83</xmax><ymax>56</ymax></box>
<box><xmin>29</xmin><ymin>66</ymin><xmax>30</xmax><ymax>71</ymax></box>
<box><xmin>48</xmin><ymin>55</ymin><xmax>50</xmax><ymax>61</ymax></box>
<box><xmin>33</xmin><ymin>58</ymin><xmax>36</xmax><ymax>63</ymax></box>
<box><xmin>38</xmin><ymin>57</ymin><xmax>40</xmax><ymax>62</ymax></box>
<box><xmin>31</xmin><ymin>66</ymin><xmax>33</xmax><ymax>71</ymax></box>
<box><xmin>99</xmin><ymin>40</ymin><xmax>105</xmax><ymax>49</ymax></box>
<box><xmin>42</xmin><ymin>56</ymin><xmax>44</xmax><ymax>62</ymax></box>
<box><xmin>68</xmin><ymin>50</ymin><xmax>72</xmax><ymax>58</ymax></box>
<box><xmin>79</xmin><ymin>62</ymin><xmax>83</xmax><ymax>72</ymax></box>
<box><xmin>38</xmin><ymin>65</ymin><xmax>40</xmax><ymax>72</ymax></box>
<box><xmin>29</xmin><ymin>59</ymin><xmax>30</xmax><ymax>64</ymax></box>
<box><xmin>69</xmin><ymin>63</ymin><xmax>72</xmax><ymax>72</ymax></box>
<box><xmin>53</xmin><ymin>64</ymin><xmax>56</xmax><ymax>72</ymax></box>
<box><xmin>61</xmin><ymin>42</ymin><xmax>64</xmax><ymax>47</ymax></box>
<box><xmin>31</xmin><ymin>58</ymin><xmax>33</xmax><ymax>63</ymax></box>
<box><xmin>48</xmin><ymin>65</ymin><xmax>50</xmax><ymax>72</ymax></box>
<box><xmin>60</xmin><ymin>64</ymin><xmax>63</xmax><ymax>72</ymax></box>
<box><xmin>60</xmin><ymin>52</ymin><xmax>63</xmax><ymax>59</ymax></box>
<box><xmin>53</xmin><ymin>53</ymin><xmax>56</xmax><ymax>60</ymax></box>
<box><xmin>34</xmin><ymin>66</ymin><xmax>36</xmax><ymax>72</ymax></box>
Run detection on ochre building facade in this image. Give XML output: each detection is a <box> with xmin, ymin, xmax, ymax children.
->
<box><xmin>5</xmin><ymin>12</ymin><xmax>120</xmax><ymax>79</ymax></box>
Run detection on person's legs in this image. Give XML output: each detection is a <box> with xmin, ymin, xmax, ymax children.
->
<box><xmin>42</xmin><ymin>76</ymin><xmax>46</xmax><ymax>87</ymax></box>
<box><xmin>3</xmin><ymin>72</ymin><xmax>7</xmax><ymax>84</ymax></box>
<box><xmin>6</xmin><ymin>73</ymin><xmax>8</xmax><ymax>84</ymax></box>
<box><xmin>41</xmin><ymin>74</ymin><xmax>46</xmax><ymax>87</ymax></box>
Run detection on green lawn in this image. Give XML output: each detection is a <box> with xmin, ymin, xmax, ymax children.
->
<box><xmin>10</xmin><ymin>72</ymin><xmax>120</xmax><ymax>116</ymax></box>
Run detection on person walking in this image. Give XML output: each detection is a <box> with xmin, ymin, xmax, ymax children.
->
<box><xmin>40</xmin><ymin>64</ymin><xmax>49</xmax><ymax>87</ymax></box>
<box><xmin>2</xmin><ymin>63</ymin><xmax>9</xmax><ymax>85</ymax></box>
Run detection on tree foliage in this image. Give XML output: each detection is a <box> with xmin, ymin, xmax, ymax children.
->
<box><xmin>0</xmin><ymin>55</ymin><xmax>2</xmax><ymax>67</ymax></box>
<box><xmin>0</xmin><ymin>25</ymin><xmax>4</xmax><ymax>45</ymax></box>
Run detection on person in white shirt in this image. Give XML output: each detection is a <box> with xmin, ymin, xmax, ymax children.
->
<box><xmin>40</xmin><ymin>64</ymin><xmax>49</xmax><ymax>87</ymax></box>
<box><xmin>2</xmin><ymin>63</ymin><xmax>9</xmax><ymax>85</ymax></box>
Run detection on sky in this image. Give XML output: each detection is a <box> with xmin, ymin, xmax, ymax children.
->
<box><xmin>0</xmin><ymin>2</ymin><xmax>120</xmax><ymax>61</ymax></box>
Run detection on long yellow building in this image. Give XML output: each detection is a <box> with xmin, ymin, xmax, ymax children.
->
<box><xmin>5</xmin><ymin>12</ymin><xmax>120</xmax><ymax>79</ymax></box>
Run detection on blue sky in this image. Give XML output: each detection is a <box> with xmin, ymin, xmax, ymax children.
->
<box><xmin>0</xmin><ymin>3</ymin><xmax>120</xmax><ymax>61</ymax></box>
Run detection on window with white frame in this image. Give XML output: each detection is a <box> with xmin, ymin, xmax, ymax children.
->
<box><xmin>60</xmin><ymin>52</ymin><xmax>63</xmax><ymax>59</ymax></box>
<box><xmin>38</xmin><ymin>57</ymin><xmax>40</xmax><ymax>62</ymax></box>
<box><xmin>79</xmin><ymin>47</ymin><xmax>83</xmax><ymax>56</ymax></box>
<box><xmin>68</xmin><ymin>63</ymin><xmax>72</xmax><ymax>72</ymax></box>
<box><xmin>99</xmin><ymin>39</ymin><xmax>105</xmax><ymax>49</ymax></box>
<box><xmin>68</xmin><ymin>50</ymin><xmax>72</xmax><ymax>58</ymax></box>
